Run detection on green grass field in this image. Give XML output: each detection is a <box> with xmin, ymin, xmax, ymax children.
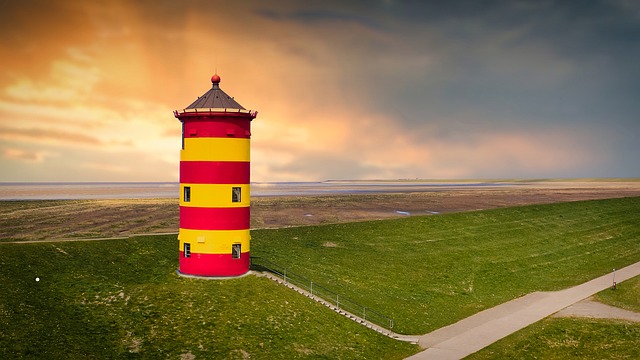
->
<box><xmin>467</xmin><ymin>275</ymin><xmax>640</xmax><ymax>359</ymax></box>
<box><xmin>466</xmin><ymin>318</ymin><xmax>640</xmax><ymax>359</ymax></box>
<box><xmin>252</xmin><ymin>197</ymin><xmax>640</xmax><ymax>334</ymax></box>
<box><xmin>596</xmin><ymin>274</ymin><xmax>640</xmax><ymax>313</ymax></box>
<box><xmin>1</xmin><ymin>197</ymin><xmax>639</xmax><ymax>358</ymax></box>
<box><xmin>0</xmin><ymin>237</ymin><xmax>417</xmax><ymax>359</ymax></box>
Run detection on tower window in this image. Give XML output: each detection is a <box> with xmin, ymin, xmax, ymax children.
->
<box><xmin>184</xmin><ymin>243</ymin><xmax>191</xmax><ymax>258</ymax></box>
<box><xmin>181</xmin><ymin>123</ymin><xmax>185</xmax><ymax>149</ymax></box>
<box><xmin>232</xmin><ymin>187</ymin><xmax>241</xmax><ymax>203</ymax></box>
<box><xmin>232</xmin><ymin>244</ymin><xmax>241</xmax><ymax>259</ymax></box>
<box><xmin>184</xmin><ymin>186</ymin><xmax>191</xmax><ymax>202</ymax></box>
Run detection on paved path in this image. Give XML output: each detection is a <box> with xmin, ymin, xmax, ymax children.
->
<box><xmin>406</xmin><ymin>260</ymin><xmax>640</xmax><ymax>360</ymax></box>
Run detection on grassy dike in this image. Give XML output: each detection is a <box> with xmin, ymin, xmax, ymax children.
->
<box><xmin>1</xmin><ymin>197</ymin><xmax>639</xmax><ymax>358</ymax></box>
<box><xmin>251</xmin><ymin>197</ymin><xmax>640</xmax><ymax>334</ymax></box>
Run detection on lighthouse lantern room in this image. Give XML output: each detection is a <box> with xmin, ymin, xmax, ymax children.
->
<box><xmin>174</xmin><ymin>73</ymin><xmax>257</xmax><ymax>277</ymax></box>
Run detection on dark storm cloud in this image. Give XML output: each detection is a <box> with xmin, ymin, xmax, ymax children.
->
<box><xmin>257</xmin><ymin>8</ymin><xmax>385</xmax><ymax>31</ymax></box>
<box><xmin>253</xmin><ymin>0</ymin><xmax>640</xmax><ymax>177</ymax></box>
<box><xmin>258</xmin><ymin>0</ymin><xmax>640</xmax><ymax>125</ymax></box>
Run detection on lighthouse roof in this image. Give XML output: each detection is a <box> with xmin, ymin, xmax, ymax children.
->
<box><xmin>184</xmin><ymin>74</ymin><xmax>246</xmax><ymax>110</ymax></box>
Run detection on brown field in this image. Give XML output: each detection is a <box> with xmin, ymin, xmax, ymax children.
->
<box><xmin>1</xmin><ymin>180</ymin><xmax>639</xmax><ymax>242</ymax></box>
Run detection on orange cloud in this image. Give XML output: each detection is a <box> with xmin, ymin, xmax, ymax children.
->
<box><xmin>0</xmin><ymin>127</ymin><xmax>101</xmax><ymax>146</ymax></box>
<box><xmin>2</xmin><ymin>148</ymin><xmax>57</xmax><ymax>163</ymax></box>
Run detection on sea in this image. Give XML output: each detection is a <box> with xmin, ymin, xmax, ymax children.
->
<box><xmin>0</xmin><ymin>181</ymin><xmax>513</xmax><ymax>200</ymax></box>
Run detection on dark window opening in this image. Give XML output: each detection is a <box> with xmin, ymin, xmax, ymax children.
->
<box><xmin>232</xmin><ymin>244</ymin><xmax>241</xmax><ymax>259</ymax></box>
<box><xmin>181</xmin><ymin>123</ymin><xmax>185</xmax><ymax>149</ymax></box>
<box><xmin>232</xmin><ymin>187</ymin><xmax>241</xmax><ymax>203</ymax></box>
<box><xmin>184</xmin><ymin>243</ymin><xmax>191</xmax><ymax>258</ymax></box>
<box><xmin>184</xmin><ymin>186</ymin><xmax>191</xmax><ymax>202</ymax></box>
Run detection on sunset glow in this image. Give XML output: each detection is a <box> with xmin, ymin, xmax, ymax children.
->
<box><xmin>1</xmin><ymin>1</ymin><xmax>638</xmax><ymax>182</ymax></box>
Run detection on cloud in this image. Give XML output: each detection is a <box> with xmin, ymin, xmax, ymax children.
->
<box><xmin>5</xmin><ymin>61</ymin><xmax>102</xmax><ymax>102</ymax></box>
<box><xmin>81</xmin><ymin>162</ymin><xmax>129</xmax><ymax>174</ymax></box>
<box><xmin>252</xmin><ymin>107</ymin><xmax>609</xmax><ymax>181</ymax></box>
<box><xmin>0</xmin><ymin>47</ymin><xmax>178</xmax><ymax>163</ymax></box>
<box><xmin>267</xmin><ymin>152</ymin><xmax>386</xmax><ymax>181</ymax></box>
<box><xmin>2</xmin><ymin>148</ymin><xmax>57</xmax><ymax>163</ymax></box>
<box><xmin>0</xmin><ymin>0</ymin><xmax>638</xmax><ymax>182</ymax></box>
<box><xmin>420</xmin><ymin>128</ymin><xmax>608</xmax><ymax>178</ymax></box>
<box><xmin>257</xmin><ymin>8</ymin><xmax>385</xmax><ymax>31</ymax></box>
<box><xmin>0</xmin><ymin>127</ymin><xmax>101</xmax><ymax>146</ymax></box>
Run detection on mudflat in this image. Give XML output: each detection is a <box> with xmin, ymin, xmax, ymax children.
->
<box><xmin>2</xmin><ymin>180</ymin><xmax>639</xmax><ymax>242</ymax></box>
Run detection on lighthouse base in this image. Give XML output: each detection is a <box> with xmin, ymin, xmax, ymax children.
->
<box><xmin>176</xmin><ymin>269</ymin><xmax>251</xmax><ymax>280</ymax></box>
<box><xmin>178</xmin><ymin>251</ymin><xmax>250</xmax><ymax>278</ymax></box>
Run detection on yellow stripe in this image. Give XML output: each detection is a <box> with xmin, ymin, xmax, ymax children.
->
<box><xmin>181</xmin><ymin>138</ymin><xmax>250</xmax><ymax>162</ymax></box>
<box><xmin>178</xmin><ymin>229</ymin><xmax>250</xmax><ymax>254</ymax></box>
<box><xmin>180</xmin><ymin>183</ymin><xmax>250</xmax><ymax>207</ymax></box>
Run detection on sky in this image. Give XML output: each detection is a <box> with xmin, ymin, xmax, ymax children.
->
<box><xmin>0</xmin><ymin>0</ymin><xmax>638</xmax><ymax>182</ymax></box>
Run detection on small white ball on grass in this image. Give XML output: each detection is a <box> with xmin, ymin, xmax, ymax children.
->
<box><xmin>35</xmin><ymin>277</ymin><xmax>40</xmax><ymax>282</ymax></box>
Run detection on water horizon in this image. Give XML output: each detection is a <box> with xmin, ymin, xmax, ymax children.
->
<box><xmin>0</xmin><ymin>181</ymin><xmax>518</xmax><ymax>201</ymax></box>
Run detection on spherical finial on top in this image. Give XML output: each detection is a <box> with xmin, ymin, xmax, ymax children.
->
<box><xmin>211</xmin><ymin>74</ymin><xmax>221</xmax><ymax>84</ymax></box>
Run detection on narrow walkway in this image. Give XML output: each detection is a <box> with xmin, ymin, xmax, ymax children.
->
<box><xmin>406</xmin><ymin>260</ymin><xmax>640</xmax><ymax>359</ymax></box>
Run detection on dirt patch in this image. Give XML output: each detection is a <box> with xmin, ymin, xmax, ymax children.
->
<box><xmin>2</xmin><ymin>181</ymin><xmax>639</xmax><ymax>241</ymax></box>
<box><xmin>250</xmin><ymin>181</ymin><xmax>640</xmax><ymax>228</ymax></box>
<box><xmin>0</xmin><ymin>199</ymin><xmax>178</xmax><ymax>241</ymax></box>
<box><xmin>123</xmin><ymin>332</ymin><xmax>142</xmax><ymax>353</ymax></box>
<box><xmin>179</xmin><ymin>352</ymin><xmax>195</xmax><ymax>360</ymax></box>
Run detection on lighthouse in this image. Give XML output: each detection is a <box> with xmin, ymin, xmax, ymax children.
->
<box><xmin>174</xmin><ymin>73</ymin><xmax>257</xmax><ymax>277</ymax></box>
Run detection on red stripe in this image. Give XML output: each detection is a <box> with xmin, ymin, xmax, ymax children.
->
<box><xmin>179</xmin><ymin>251</ymin><xmax>250</xmax><ymax>277</ymax></box>
<box><xmin>177</xmin><ymin>111</ymin><xmax>255</xmax><ymax>120</ymax></box>
<box><xmin>180</xmin><ymin>161</ymin><xmax>250</xmax><ymax>184</ymax></box>
<box><xmin>180</xmin><ymin>206</ymin><xmax>249</xmax><ymax>230</ymax></box>
<box><xmin>183</xmin><ymin>118</ymin><xmax>251</xmax><ymax>139</ymax></box>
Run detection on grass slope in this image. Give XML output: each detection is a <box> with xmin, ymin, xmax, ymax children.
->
<box><xmin>596</xmin><ymin>275</ymin><xmax>640</xmax><ymax>313</ymax></box>
<box><xmin>252</xmin><ymin>197</ymin><xmax>640</xmax><ymax>334</ymax></box>
<box><xmin>466</xmin><ymin>318</ymin><xmax>640</xmax><ymax>359</ymax></box>
<box><xmin>467</xmin><ymin>275</ymin><xmax>640</xmax><ymax>359</ymax></box>
<box><xmin>0</xmin><ymin>237</ymin><xmax>417</xmax><ymax>359</ymax></box>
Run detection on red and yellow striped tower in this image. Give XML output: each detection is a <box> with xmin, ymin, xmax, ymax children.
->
<box><xmin>174</xmin><ymin>73</ymin><xmax>257</xmax><ymax>277</ymax></box>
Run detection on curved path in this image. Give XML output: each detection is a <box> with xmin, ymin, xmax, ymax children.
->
<box><xmin>406</xmin><ymin>260</ymin><xmax>640</xmax><ymax>360</ymax></box>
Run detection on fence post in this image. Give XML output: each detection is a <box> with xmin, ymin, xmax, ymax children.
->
<box><xmin>310</xmin><ymin>281</ymin><xmax>313</xmax><ymax>296</ymax></box>
<box><xmin>363</xmin><ymin>307</ymin><xmax>366</xmax><ymax>321</ymax></box>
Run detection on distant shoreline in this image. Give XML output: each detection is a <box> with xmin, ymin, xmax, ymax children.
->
<box><xmin>2</xmin><ymin>183</ymin><xmax>640</xmax><ymax>242</ymax></box>
<box><xmin>0</xmin><ymin>179</ymin><xmax>639</xmax><ymax>201</ymax></box>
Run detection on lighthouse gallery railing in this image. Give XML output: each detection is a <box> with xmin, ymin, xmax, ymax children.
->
<box><xmin>251</xmin><ymin>257</ymin><xmax>394</xmax><ymax>330</ymax></box>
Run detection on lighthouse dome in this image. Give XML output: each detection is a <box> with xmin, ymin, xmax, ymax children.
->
<box><xmin>184</xmin><ymin>73</ymin><xmax>245</xmax><ymax>110</ymax></box>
